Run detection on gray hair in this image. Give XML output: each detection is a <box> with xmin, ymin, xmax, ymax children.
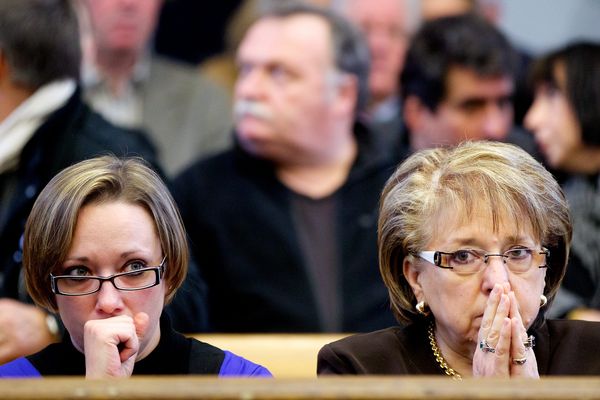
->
<box><xmin>331</xmin><ymin>0</ymin><xmax>422</xmax><ymax>36</ymax></box>
<box><xmin>0</xmin><ymin>0</ymin><xmax>80</xmax><ymax>90</ymax></box>
<box><xmin>258</xmin><ymin>1</ymin><xmax>371</xmax><ymax>114</ymax></box>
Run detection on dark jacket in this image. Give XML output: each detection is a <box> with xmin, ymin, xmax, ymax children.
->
<box><xmin>0</xmin><ymin>89</ymin><xmax>206</xmax><ymax>332</ymax></box>
<box><xmin>317</xmin><ymin>319</ymin><xmax>600</xmax><ymax>375</ymax></box>
<box><xmin>174</xmin><ymin>124</ymin><xmax>399</xmax><ymax>332</ymax></box>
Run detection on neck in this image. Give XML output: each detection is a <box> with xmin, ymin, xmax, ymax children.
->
<box><xmin>276</xmin><ymin>133</ymin><xmax>357</xmax><ymax>199</ymax></box>
<box><xmin>93</xmin><ymin>47</ymin><xmax>140</xmax><ymax>95</ymax></box>
<box><xmin>433</xmin><ymin>323</ymin><xmax>475</xmax><ymax>378</ymax></box>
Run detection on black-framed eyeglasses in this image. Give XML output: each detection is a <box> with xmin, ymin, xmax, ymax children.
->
<box><xmin>50</xmin><ymin>257</ymin><xmax>166</xmax><ymax>296</ymax></box>
<box><xmin>417</xmin><ymin>248</ymin><xmax>549</xmax><ymax>275</ymax></box>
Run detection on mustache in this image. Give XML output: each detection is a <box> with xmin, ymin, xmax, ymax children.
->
<box><xmin>233</xmin><ymin>100</ymin><xmax>274</xmax><ymax>122</ymax></box>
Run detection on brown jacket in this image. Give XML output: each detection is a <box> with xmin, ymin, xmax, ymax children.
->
<box><xmin>318</xmin><ymin>319</ymin><xmax>600</xmax><ymax>375</ymax></box>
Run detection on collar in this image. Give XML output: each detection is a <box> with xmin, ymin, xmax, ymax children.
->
<box><xmin>0</xmin><ymin>79</ymin><xmax>76</xmax><ymax>173</ymax></box>
<box><xmin>81</xmin><ymin>52</ymin><xmax>151</xmax><ymax>90</ymax></box>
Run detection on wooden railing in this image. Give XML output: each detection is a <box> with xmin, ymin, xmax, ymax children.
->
<box><xmin>191</xmin><ymin>333</ymin><xmax>347</xmax><ymax>377</ymax></box>
<box><xmin>1</xmin><ymin>376</ymin><xmax>600</xmax><ymax>400</ymax></box>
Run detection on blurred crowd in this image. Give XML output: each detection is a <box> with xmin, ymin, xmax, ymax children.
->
<box><xmin>0</xmin><ymin>0</ymin><xmax>598</xmax><ymax>370</ymax></box>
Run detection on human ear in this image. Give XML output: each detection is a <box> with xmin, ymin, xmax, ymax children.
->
<box><xmin>403</xmin><ymin>256</ymin><xmax>424</xmax><ymax>302</ymax></box>
<box><xmin>330</xmin><ymin>72</ymin><xmax>358</xmax><ymax>116</ymax></box>
<box><xmin>403</xmin><ymin>95</ymin><xmax>429</xmax><ymax>134</ymax></box>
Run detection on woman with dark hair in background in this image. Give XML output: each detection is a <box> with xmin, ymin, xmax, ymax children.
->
<box><xmin>525</xmin><ymin>42</ymin><xmax>600</xmax><ymax>321</ymax></box>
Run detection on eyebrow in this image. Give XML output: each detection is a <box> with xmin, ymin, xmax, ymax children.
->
<box><xmin>63</xmin><ymin>251</ymin><xmax>148</xmax><ymax>263</ymax></box>
<box><xmin>445</xmin><ymin>235</ymin><xmax>536</xmax><ymax>249</ymax></box>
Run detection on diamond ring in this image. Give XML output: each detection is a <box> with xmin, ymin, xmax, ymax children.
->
<box><xmin>479</xmin><ymin>340</ymin><xmax>496</xmax><ymax>353</ymax></box>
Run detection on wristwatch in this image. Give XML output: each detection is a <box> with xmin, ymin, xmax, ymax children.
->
<box><xmin>45</xmin><ymin>313</ymin><xmax>62</xmax><ymax>341</ymax></box>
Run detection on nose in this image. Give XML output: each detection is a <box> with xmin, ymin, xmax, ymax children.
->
<box><xmin>366</xmin><ymin>29</ymin><xmax>389</xmax><ymax>59</ymax></box>
<box><xmin>481</xmin><ymin>256</ymin><xmax>510</xmax><ymax>294</ymax></box>
<box><xmin>481</xmin><ymin>104</ymin><xmax>511</xmax><ymax>140</ymax></box>
<box><xmin>524</xmin><ymin>97</ymin><xmax>543</xmax><ymax>133</ymax></box>
<box><xmin>235</xmin><ymin>67</ymin><xmax>267</xmax><ymax>101</ymax></box>
<box><xmin>95</xmin><ymin>280</ymin><xmax>124</xmax><ymax>316</ymax></box>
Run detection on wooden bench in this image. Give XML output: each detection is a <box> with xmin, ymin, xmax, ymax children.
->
<box><xmin>191</xmin><ymin>333</ymin><xmax>347</xmax><ymax>377</ymax></box>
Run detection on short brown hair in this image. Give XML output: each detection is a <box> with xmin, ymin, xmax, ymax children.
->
<box><xmin>24</xmin><ymin>155</ymin><xmax>189</xmax><ymax>312</ymax></box>
<box><xmin>379</xmin><ymin>141</ymin><xmax>572</xmax><ymax>325</ymax></box>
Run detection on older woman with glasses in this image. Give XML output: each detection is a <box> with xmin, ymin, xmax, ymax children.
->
<box><xmin>0</xmin><ymin>156</ymin><xmax>270</xmax><ymax>378</ymax></box>
<box><xmin>318</xmin><ymin>141</ymin><xmax>600</xmax><ymax>378</ymax></box>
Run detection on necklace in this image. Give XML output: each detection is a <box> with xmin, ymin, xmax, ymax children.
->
<box><xmin>428</xmin><ymin>321</ymin><xmax>462</xmax><ymax>380</ymax></box>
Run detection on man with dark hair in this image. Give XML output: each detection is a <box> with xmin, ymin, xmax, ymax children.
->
<box><xmin>175</xmin><ymin>3</ymin><xmax>397</xmax><ymax>332</ymax></box>
<box><xmin>400</xmin><ymin>13</ymin><xmax>536</xmax><ymax>154</ymax></box>
<box><xmin>0</xmin><ymin>0</ymin><xmax>162</xmax><ymax>364</ymax></box>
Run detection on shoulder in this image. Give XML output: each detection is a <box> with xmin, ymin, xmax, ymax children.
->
<box><xmin>172</xmin><ymin>150</ymin><xmax>237</xmax><ymax>205</ymax></box>
<box><xmin>73</xmin><ymin>105</ymin><xmax>158</xmax><ymax>157</ymax></box>
<box><xmin>219</xmin><ymin>351</ymin><xmax>272</xmax><ymax>377</ymax></box>
<box><xmin>0</xmin><ymin>357</ymin><xmax>41</xmax><ymax>378</ymax></box>
<box><xmin>188</xmin><ymin>339</ymin><xmax>271</xmax><ymax>377</ymax></box>
<box><xmin>317</xmin><ymin>327</ymin><xmax>406</xmax><ymax>374</ymax></box>
<box><xmin>48</xmin><ymin>93</ymin><xmax>160</xmax><ymax>166</ymax></box>
<box><xmin>148</xmin><ymin>56</ymin><xmax>231</xmax><ymax>105</ymax></box>
<box><xmin>175</xmin><ymin>149</ymin><xmax>237</xmax><ymax>184</ymax></box>
<box><xmin>536</xmin><ymin>319</ymin><xmax>600</xmax><ymax>375</ymax></box>
<box><xmin>544</xmin><ymin>319</ymin><xmax>600</xmax><ymax>342</ymax></box>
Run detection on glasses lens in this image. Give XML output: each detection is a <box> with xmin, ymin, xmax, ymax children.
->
<box><xmin>504</xmin><ymin>248</ymin><xmax>534</xmax><ymax>272</ymax></box>
<box><xmin>114</xmin><ymin>269</ymin><xmax>158</xmax><ymax>290</ymax></box>
<box><xmin>444</xmin><ymin>250</ymin><xmax>482</xmax><ymax>274</ymax></box>
<box><xmin>56</xmin><ymin>277</ymin><xmax>100</xmax><ymax>295</ymax></box>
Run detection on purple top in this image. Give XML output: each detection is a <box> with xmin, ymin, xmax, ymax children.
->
<box><xmin>0</xmin><ymin>351</ymin><xmax>271</xmax><ymax>378</ymax></box>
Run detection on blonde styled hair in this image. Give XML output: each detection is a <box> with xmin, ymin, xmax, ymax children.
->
<box><xmin>24</xmin><ymin>156</ymin><xmax>189</xmax><ymax>312</ymax></box>
<box><xmin>379</xmin><ymin>141</ymin><xmax>572</xmax><ymax>325</ymax></box>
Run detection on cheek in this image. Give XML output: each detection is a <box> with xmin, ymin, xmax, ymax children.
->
<box><xmin>56</xmin><ymin>297</ymin><xmax>92</xmax><ymax>350</ymax></box>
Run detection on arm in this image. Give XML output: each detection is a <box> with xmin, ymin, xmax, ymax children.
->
<box><xmin>317</xmin><ymin>344</ymin><xmax>360</xmax><ymax>375</ymax></box>
<box><xmin>0</xmin><ymin>299</ymin><xmax>59</xmax><ymax>364</ymax></box>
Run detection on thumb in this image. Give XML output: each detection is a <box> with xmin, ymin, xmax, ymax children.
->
<box><xmin>133</xmin><ymin>312</ymin><xmax>150</xmax><ymax>342</ymax></box>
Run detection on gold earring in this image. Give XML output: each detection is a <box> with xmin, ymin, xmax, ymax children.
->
<box><xmin>540</xmin><ymin>294</ymin><xmax>548</xmax><ymax>307</ymax></box>
<box><xmin>416</xmin><ymin>300</ymin><xmax>430</xmax><ymax>316</ymax></box>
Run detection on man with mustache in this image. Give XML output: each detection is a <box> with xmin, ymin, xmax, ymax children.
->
<box><xmin>174</xmin><ymin>3</ymin><xmax>398</xmax><ymax>332</ymax></box>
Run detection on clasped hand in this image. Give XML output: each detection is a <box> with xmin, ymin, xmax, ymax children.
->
<box><xmin>84</xmin><ymin>313</ymin><xmax>149</xmax><ymax>379</ymax></box>
<box><xmin>473</xmin><ymin>283</ymin><xmax>539</xmax><ymax>378</ymax></box>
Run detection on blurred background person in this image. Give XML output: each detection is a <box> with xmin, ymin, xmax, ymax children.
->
<box><xmin>0</xmin><ymin>0</ymin><xmax>163</xmax><ymax>365</ymax></box>
<box><xmin>174</xmin><ymin>3</ymin><xmax>397</xmax><ymax>333</ymax></box>
<box><xmin>319</xmin><ymin>141</ymin><xmax>600</xmax><ymax>376</ymax></box>
<box><xmin>419</xmin><ymin>0</ymin><xmax>532</xmax><ymax>127</ymax></box>
<box><xmin>334</xmin><ymin>0</ymin><xmax>419</xmax><ymax>150</ymax></box>
<box><xmin>0</xmin><ymin>156</ymin><xmax>270</xmax><ymax>378</ymax></box>
<box><xmin>524</xmin><ymin>41</ymin><xmax>600</xmax><ymax>322</ymax></box>
<box><xmin>400</xmin><ymin>13</ymin><xmax>537</xmax><ymax>157</ymax></box>
<box><xmin>77</xmin><ymin>0</ymin><xmax>233</xmax><ymax>176</ymax></box>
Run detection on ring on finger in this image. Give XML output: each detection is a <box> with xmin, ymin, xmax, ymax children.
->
<box><xmin>512</xmin><ymin>357</ymin><xmax>527</xmax><ymax>365</ymax></box>
<box><xmin>523</xmin><ymin>335</ymin><xmax>535</xmax><ymax>349</ymax></box>
<box><xmin>479</xmin><ymin>340</ymin><xmax>496</xmax><ymax>353</ymax></box>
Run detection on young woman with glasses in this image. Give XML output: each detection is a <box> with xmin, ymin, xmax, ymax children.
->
<box><xmin>0</xmin><ymin>156</ymin><xmax>270</xmax><ymax>378</ymax></box>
